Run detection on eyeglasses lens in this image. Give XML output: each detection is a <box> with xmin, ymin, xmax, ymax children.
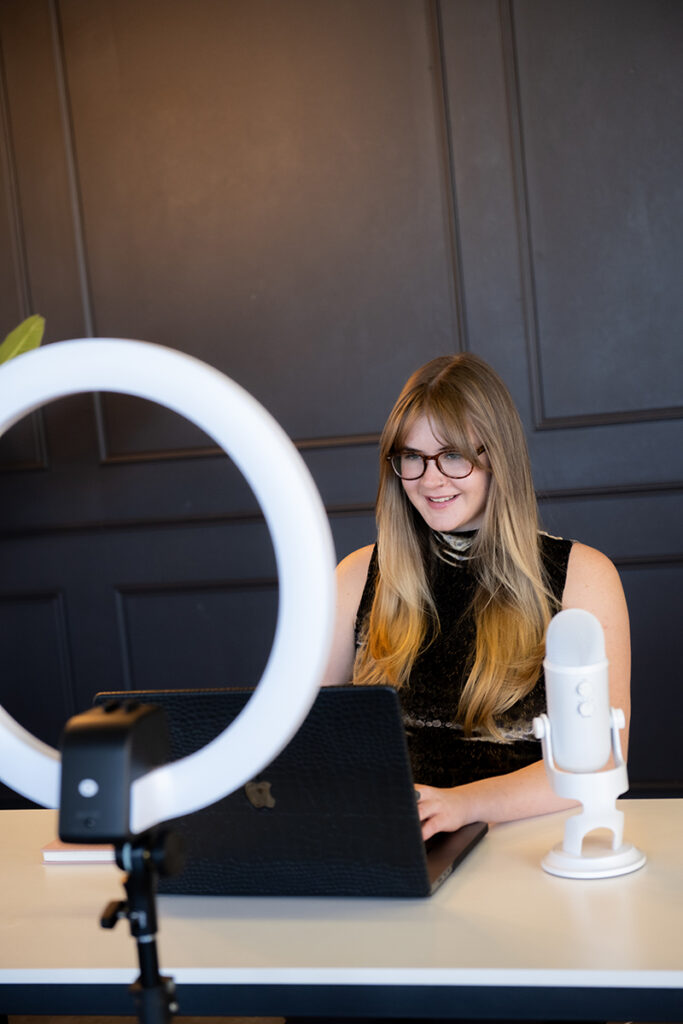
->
<box><xmin>391</xmin><ymin>453</ymin><xmax>474</xmax><ymax>480</ymax></box>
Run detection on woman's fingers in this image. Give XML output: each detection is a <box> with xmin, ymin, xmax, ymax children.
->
<box><xmin>414</xmin><ymin>784</ymin><xmax>463</xmax><ymax>839</ymax></box>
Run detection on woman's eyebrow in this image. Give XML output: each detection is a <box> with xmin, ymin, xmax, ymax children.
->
<box><xmin>401</xmin><ymin>444</ymin><xmax>462</xmax><ymax>453</ymax></box>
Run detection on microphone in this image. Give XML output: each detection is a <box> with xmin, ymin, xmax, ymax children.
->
<box><xmin>533</xmin><ymin>608</ymin><xmax>645</xmax><ymax>879</ymax></box>
<box><xmin>544</xmin><ymin>608</ymin><xmax>611</xmax><ymax>773</ymax></box>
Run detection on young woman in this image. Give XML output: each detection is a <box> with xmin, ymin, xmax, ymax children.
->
<box><xmin>322</xmin><ymin>353</ymin><xmax>630</xmax><ymax>839</ymax></box>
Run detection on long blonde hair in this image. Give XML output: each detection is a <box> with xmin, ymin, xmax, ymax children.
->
<box><xmin>353</xmin><ymin>353</ymin><xmax>559</xmax><ymax>738</ymax></box>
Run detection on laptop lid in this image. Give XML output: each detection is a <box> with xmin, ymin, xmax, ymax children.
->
<box><xmin>93</xmin><ymin>686</ymin><xmax>486</xmax><ymax>898</ymax></box>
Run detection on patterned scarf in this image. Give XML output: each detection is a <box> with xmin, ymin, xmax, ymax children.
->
<box><xmin>431</xmin><ymin>529</ymin><xmax>477</xmax><ymax>565</ymax></box>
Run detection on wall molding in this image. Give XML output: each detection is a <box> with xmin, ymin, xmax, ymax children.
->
<box><xmin>0</xmin><ymin>25</ymin><xmax>31</xmax><ymax>317</ymax></box>
<box><xmin>536</xmin><ymin>480</ymin><xmax>683</xmax><ymax>502</ymax></box>
<box><xmin>0</xmin><ymin>502</ymin><xmax>375</xmax><ymax>540</ymax></box>
<box><xmin>430</xmin><ymin>0</ymin><xmax>468</xmax><ymax>353</ymax></box>
<box><xmin>48</xmin><ymin>0</ymin><xmax>118</xmax><ymax>467</ymax></box>
<box><xmin>612</xmin><ymin>553</ymin><xmax>683</xmax><ymax>570</ymax></box>
<box><xmin>531</xmin><ymin>406</ymin><xmax>683</xmax><ymax>430</ymax></box>
<box><xmin>98</xmin><ymin>431</ymin><xmax>382</xmax><ymax>466</ymax></box>
<box><xmin>0</xmin><ymin>18</ymin><xmax>48</xmax><ymax>470</ymax></box>
<box><xmin>115</xmin><ymin>577</ymin><xmax>278</xmax><ymax>597</ymax></box>
<box><xmin>0</xmin><ymin>479</ymin><xmax>679</xmax><ymax>540</ymax></box>
<box><xmin>48</xmin><ymin>0</ymin><xmax>94</xmax><ymax>337</ymax></box>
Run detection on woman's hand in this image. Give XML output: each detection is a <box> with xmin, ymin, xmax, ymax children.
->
<box><xmin>415</xmin><ymin>784</ymin><xmax>467</xmax><ymax>840</ymax></box>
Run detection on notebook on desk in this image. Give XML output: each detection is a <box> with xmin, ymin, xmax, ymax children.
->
<box><xmin>93</xmin><ymin>685</ymin><xmax>487</xmax><ymax>898</ymax></box>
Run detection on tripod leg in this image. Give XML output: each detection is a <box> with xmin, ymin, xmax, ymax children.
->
<box><xmin>106</xmin><ymin>834</ymin><xmax>181</xmax><ymax>1024</ymax></box>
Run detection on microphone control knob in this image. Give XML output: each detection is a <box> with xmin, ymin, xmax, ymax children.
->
<box><xmin>578</xmin><ymin>701</ymin><xmax>594</xmax><ymax>717</ymax></box>
<box><xmin>576</xmin><ymin>680</ymin><xmax>592</xmax><ymax>697</ymax></box>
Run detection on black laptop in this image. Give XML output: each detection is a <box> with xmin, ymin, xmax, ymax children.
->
<box><xmin>93</xmin><ymin>685</ymin><xmax>486</xmax><ymax>898</ymax></box>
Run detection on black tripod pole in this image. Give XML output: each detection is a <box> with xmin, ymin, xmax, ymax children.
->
<box><xmin>101</xmin><ymin>832</ymin><xmax>183</xmax><ymax>1024</ymax></box>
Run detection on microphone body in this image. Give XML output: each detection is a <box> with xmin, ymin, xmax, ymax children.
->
<box><xmin>544</xmin><ymin>660</ymin><xmax>611</xmax><ymax>772</ymax></box>
<box><xmin>543</xmin><ymin>608</ymin><xmax>611</xmax><ymax>773</ymax></box>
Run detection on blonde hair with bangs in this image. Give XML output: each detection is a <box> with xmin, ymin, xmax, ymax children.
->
<box><xmin>353</xmin><ymin>353</ymin><xmax>559</xmax><ymax>739</ymax></box>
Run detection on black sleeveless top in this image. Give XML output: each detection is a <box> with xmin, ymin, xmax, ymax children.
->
<box><xmin>355</xmin><ymin>532</ymin><xmax>573</xmax><ymax>788</ymax></box>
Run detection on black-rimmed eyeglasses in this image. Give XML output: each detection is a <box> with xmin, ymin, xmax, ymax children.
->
<box><xmin>388</xmin><ymin>446</ymin><xmax>485</xmax><ymax>481</ymax></box>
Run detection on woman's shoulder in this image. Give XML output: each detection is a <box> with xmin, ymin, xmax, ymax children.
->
<box><xmin>562</xmin><ymin>542</ymin><xmax>628</xmax><ymax>639</ymax></box>
<box><xmin>321</xmin><ymin>545</ymin><xmax>377</xmax><ymax>688</ymax></box>
<box><xmin>336</xmin><ymin>544</ymin><xmax>376</xmax><ymax>592</ymax></box>
<box><xmin>564</xmin><ymin>540</ymin><xmax>623</xmax><ymax>598</ymax></box>
<box><xmin>538</xmin><ymin>532</ymin><xmax>623</xmax><ymax>607</ymax></box>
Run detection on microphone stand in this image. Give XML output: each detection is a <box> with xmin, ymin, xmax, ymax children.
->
<box><xmin>533</xmin><ymin>708</ymin><xmax>646</xmax><ymax>878</ymax></box>
<box><xmin>101</xmin><ymin>830</ymin><xmax>184</xmax><ymax>1024</ymax></box>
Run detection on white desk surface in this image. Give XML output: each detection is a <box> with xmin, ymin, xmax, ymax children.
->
<box><xmin>1</xmin><ymin>801</ymin><xmax>682</xmax><ymax>1017</ymax></box>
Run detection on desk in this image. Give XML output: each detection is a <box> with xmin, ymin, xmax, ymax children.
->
<box><xmin>0</xmin><ymin>802</ymin><xmax>681</xmax><ymax>1020</ymax></box>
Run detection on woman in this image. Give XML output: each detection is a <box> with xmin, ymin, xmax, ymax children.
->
<box><xmin>322</xmin><ymin>353</ymin><xmax>630</xmax><ymax>838</ymax></box>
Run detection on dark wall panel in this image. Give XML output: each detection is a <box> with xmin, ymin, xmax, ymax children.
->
<box><xmin>0</xmin><ymin>591</ymin><xmax>74</xmax><ymax>744</ymax></box>
<box><xmin>538</xmin><ymin>491</ymin><xmax>682</xmax><ymax>559</ymax></box>
<box><xmin>512</xmin><ymin>0</ymin><xmax>683</xmax><ymax>422</ymax></box>
<box><xmin>0</xmin><ymin>591</ymin><xmax>74</xmax><ymax>808</ymax></box>
<box><xmin>0</xmin><ymin>518</ymin><xmax>276</xmax><ymax>711</ymax></box>
<box><xmin>58</xmin><ymin>0</ymin><xmax>461</xmax><ymax>450</ymax></box>
<box><xmin>621</xmin><ymin>562</ymin><xmax>683</xmax><ymax>788</ymax></box>
<box><xmin>116</xmin><ymin>583</ymin><xmax>277</xmax><ymax>694</ymax></box>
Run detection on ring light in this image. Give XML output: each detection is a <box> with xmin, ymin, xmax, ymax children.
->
<box><xmin>0</xmin><ymin>339</ymin><xmax>336</xmax><ymax>835</ymax></box>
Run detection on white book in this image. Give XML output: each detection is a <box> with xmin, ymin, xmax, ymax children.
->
<box><xmin>41</xmin><ymin>838</ymin><xmax>115</xmax><ymax>864</ymax></box>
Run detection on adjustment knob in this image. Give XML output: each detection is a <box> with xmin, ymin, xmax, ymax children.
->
<box><xmin>578</xmin><ymin>701</ymin><xmax>594</xmax><ymax>717</ymax></box>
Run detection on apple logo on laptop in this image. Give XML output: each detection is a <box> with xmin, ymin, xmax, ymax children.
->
<box><xmin>245</xmin><ymin>780</ymin><xmax>276</xmax><ymax>809</ymax></box>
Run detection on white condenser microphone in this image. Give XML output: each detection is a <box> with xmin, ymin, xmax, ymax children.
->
<box><xmin>544</xmin><ymin>608</ymin><xmax>611</xmax><ymax>772</ymax></box>
<box><xmin>533</xmin><ymin>608</ymin><xmax>645</xmax><ymax>879</ymax></box>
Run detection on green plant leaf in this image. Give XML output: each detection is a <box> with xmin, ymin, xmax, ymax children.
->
<box><xmin>0</xmin><ymin>314</ymin><xmax>45</xmax><ymax>365</ymax></box>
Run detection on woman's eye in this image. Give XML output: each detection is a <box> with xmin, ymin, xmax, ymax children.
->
<box><xmin>441</xmin><ymin>451</ymin><xmax>464</xmax><ymax>463</ymax></box>
<box><xmin>403</xmin><ymin>452</ymin><xmax>422</xmax><ymax>462</ymax></box>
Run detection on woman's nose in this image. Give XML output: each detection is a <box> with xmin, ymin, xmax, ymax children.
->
<box><xmin>422</xmin><ymin>457</ymin><xmax>446</xmax><ymax>482</ymax></box>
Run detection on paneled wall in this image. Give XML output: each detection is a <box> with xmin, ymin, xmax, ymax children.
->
<box><xmin>0</xmin><ymin>0</ymin><xmax>681</xmax><ymax>806</ymax></box>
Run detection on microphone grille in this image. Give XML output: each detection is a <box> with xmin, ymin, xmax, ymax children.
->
<box><xmin>545</xmin><ymin>608</ymin><xmax>605</xmax><ymax>667</ymax></box>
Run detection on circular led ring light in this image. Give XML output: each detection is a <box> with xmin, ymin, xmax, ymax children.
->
<box><xmin>0</xmin><ymin>340</ymin><xmax>336</xmax><ymax>834</ymax></box>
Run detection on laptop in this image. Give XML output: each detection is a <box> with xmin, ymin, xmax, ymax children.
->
<box><xmin>93</xmin><ymin>685</ymin><xmax>487</xmax><ymax>898</ymax></box>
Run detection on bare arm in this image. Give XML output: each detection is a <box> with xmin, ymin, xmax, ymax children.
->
<box><xmin>417</xmin><ymin>541</ymin><xmax>631</xmax><ymax>839</ymax></box>
<box><xmin>320</xmin><ymin>545</ymin><xmax>374</xmax><ymax>687</ymax></box>
<box><xmin>561</xmin><ymin>541</ymin><xmax>631</xmax><ymax>753</ymax></box>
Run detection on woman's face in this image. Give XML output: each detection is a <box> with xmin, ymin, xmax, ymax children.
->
<box><xmin>398</xmin><ymin>414</ymin><xmax>491</xmax><ymax>532</ymax></box>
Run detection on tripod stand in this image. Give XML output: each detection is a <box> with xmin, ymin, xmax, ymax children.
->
<box><xmin>101</xmin><ymin>830</ymin><xmax>184</xmax><ymax>1024</ymax></box>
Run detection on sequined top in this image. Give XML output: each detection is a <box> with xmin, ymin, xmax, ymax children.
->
<box><xmin>354</xmin><ymin>532</ymin><xmax>573</xmax><ymax>787</ymax></box>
